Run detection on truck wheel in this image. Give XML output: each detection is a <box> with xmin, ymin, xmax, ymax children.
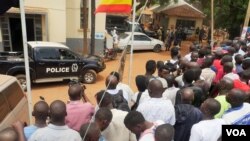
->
<box><xmin>15</xmin><ymin>74</ymin><xmax>27</xmax><ymax>91</ymax></box>
<box><xmin>82</xmin><ymin>69</ymin><xmax>97</xmax><ymax>84</ymax></box>
<box><xmin>153</xmin><ymin>44</ymin><xmax>161</xmax><ymax>52</ymax></box>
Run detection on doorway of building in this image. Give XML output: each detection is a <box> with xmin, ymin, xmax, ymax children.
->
<box><xmin>9</xmin><ymin>18</ymin><xmax>35</xmax><ymax>51</ymax></box>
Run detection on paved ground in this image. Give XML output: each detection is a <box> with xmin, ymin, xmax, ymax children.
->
<box><xmin>31</xmin><ymin>41</ymin><xmax>191</xmax><ymax>105</ymax></box>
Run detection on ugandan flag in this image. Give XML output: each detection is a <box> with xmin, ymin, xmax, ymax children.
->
<box><xmin>96</xmin><ymin>0</ymin><xmax>132</xmax><ymax>13</ymax></box>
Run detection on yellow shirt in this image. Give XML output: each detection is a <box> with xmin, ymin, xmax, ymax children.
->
<box><xmin>215</xmin><ymin>95</ymin><xmax>231</xmax><ymax>118</ymax></box>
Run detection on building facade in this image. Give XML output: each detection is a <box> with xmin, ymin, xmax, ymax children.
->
<box><xmin>0</xmin><ymin>0</ymin><xmax>106</xmax><ymax>55</ymax></box>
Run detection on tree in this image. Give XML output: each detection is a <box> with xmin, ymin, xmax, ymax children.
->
<box><xmin>190</xmin><ymin>0</ymin><xmax>249</xmax><ymax>39</ymax></box>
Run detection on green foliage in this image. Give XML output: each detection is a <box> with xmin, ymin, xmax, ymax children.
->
<box><xmin>192</xmin><ymin>0</ymin><xmax>249</xmax><ymax>39</ymax></box>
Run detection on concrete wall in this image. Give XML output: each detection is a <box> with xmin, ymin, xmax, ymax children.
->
<box><xmin>24</xmin><ymin>0</ymin><xmax>66</xmax><ymax>43</ymax></box>
<box><xmin>66</xmin><ymin>0</ymin><xmax>106</xmax><ymax>55</ymax></box>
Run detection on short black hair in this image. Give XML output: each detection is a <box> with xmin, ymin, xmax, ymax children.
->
<box><xmin>183</xmin><ymin>69</ymin><xmax>195</xmax><ymax>84</ymax></box>
<box><xmin>95</xmin><ymin>107</ymin><xmax>113</xmax><ymax>122</ymax></box>
<box><xmin>234</xmin><ymin>54</ymin><xmax>243</xmax><ymax>64</ymax></box>
<box><xmin>221</xmin><ymin>55</ymin><xmax>232</xmax><ymax>65</ymax></box>
<box><xmin>79</xmin><ymin>122</ymin><xmax>100</xmax><ymax>139</ymax></box>
<box><xmin>155</xmin><ymin>124</ymin><xmax>175</xmax><ymax>141</ymax></box>
<box><xmin>95</xmin><ymin>90</ymin><xmax>112</xmax><ymax>107</ymax></box>
<box><xmin>165</xmin><ymin>75</ymin><xmax>175</xmax><ymax>87</ymax></box>
<box><xmin>192</xmin><ymin>68</ymin><xmax>202</xmax><ymax>81</ymax></box>
<box><xmin>242</xmin><ymin>58</ymin><xmax>250</xmax><ymax>70</ymax></box>
<box><xmin>205</xmin><ymin>98</ymin><xmax>221</xmax><ymax>116</ymax></box>
<box><xmin>110</xmin><ymin>71</ymin><xmax>120</xmax><ymax>82</ymax></box>
<box><xmin>135</xmin><ymin>75</ymin><xmax>147</xmax><ymax>92</ymax></box>
<box><xmin>146</xmin><ymin>60</ymin><xmax>157</xmax><ymax>73</ymax></box>
<box><xmin>223</xmin><ymin>62</ymin><xmax>234</xmax><ymax>73</ymax></box>
<box><xmin>157</xmin><ymin>61</ymin><xmax>164</xmax><ymax>70</ymax></box>
<box><xmin>203</xmin><ymin>57</ymin><xmax>213</xmax><ymax>68</ymax></box>
<box><xmin>171</xmin><ymin>47</ymin><xmax>179</xmax><ymax>57</ymax></box>
<box><xmin>124</xmin><ymin>111</ymin><xmax>145</xmax><ymax>128</ymax></box>
<box><xmin>227</xmin><ymin>47</ymin><xmax>236</xmax><ymax>55</ymax></box>
<box><xmin>198</xmin><ymin>48</ymin><xmax>206</xmax><ymax>58</ymax></box>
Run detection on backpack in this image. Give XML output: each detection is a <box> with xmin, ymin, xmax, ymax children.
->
<box><xmin>112</xmin><ymin>90</ymin><xmax>130</xmax><ymax>112</ymax></box>
<box><xmin>165</xmin><ymin>60</ymin><xmax>178</xmax><ymax>72</ymax></box>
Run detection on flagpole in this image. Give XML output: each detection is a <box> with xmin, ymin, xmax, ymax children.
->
<box><xmin>20</xmin><ymin>0</ymin><xmax>32</xmax><ymax>124</ymax></box>
<box><xmin>128</xmin><ymin>0</ymin><xmax>136</xmax><ymax>86</ymax></box>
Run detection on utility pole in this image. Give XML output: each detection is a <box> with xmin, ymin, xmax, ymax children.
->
<box><xmin>82</xmin><ymin>0</ymin><xmax>88</xmax><ymax>55</ymax></box>
<box><xmin>90</xmin><ymin>0</ymin><xmax>96</xmax><ymax>55</ymax></box>
<box><xmin>241</xmin><ymin>0</ymin><xmax>250</xmax><ymax>40</ymax></box>
<box><xmin>211</xmin><ymin>0</ymin><xmax>214</xmax><ymax>47</ymax></box>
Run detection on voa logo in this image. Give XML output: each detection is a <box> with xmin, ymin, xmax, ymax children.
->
<box><xmin>226</xmin><ymin>129</ymin><xmax>246</xmax><ymax>136</ymax></box>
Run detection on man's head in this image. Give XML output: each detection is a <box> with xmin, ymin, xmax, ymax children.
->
<box><xmin>218</xmin><ymin>78</ymin><xmax>234</xmax><ymax>93</ymax></box>
<box><xmin>148</xmin><ymin>79</ymin><xmax>164</xmax><ymax>98</ymax></box>
<box><xmin>242</xmin><ymin>58</ymin><xmax>250</xmax><ymax>70</ymax></box>
<box><xmin>110</xmin><ymin>71</ymin><xmax>120</xmax><ymax>82</ymax></box>
<box><xmin>191</xmin><ymin>51</ymin><xmax>199</xmax><ymax>62</ymax></box>
<box><xmin>227</xmin><ymin>47</ymin><xmax>236</xmax><ymax>55</ymax></box>
<box><xmin>105</xmin><ymin>75</ymin><xmax>118</xmax><ymax>89</ymax></box>
<box><xmin>158</xmin><ymin>65</ymin><xmax>170</xmax><ymax>79</ymax></box>
<box><xmin>145</xmin><ymin>60</ymin><xmax>157</xmax><ymax>75</ymax></box>
<box><xmin>181</xmin><ymin>88</ymin><xmax>194</xmax><ymax>104</ymax></box>
<box><xmin>221</xmin><ymin>55</ymin><xmax>232</xmax><ymax>66</ymax></box>
<box><xmin>165</xmin><ymin>75</ymin><xmax>175</xmax><ymax>88</ymax></box>
<box><xmin>223</xmin><ymin>62</ymin><xmax>234</xmax><ymax>74</ymax></box>
<box><xmin>192</xmin><ymin>68</ymin><xmax>202</xmax><ymax>81</ymax></box>
<box><xmin>155</xmin><ymin>124</ymin><xmax>175</xmax><ymax>141</ymax></box>
<box><xmin>240</xmin><ymin>70</ymin><xmax>250</xmax><ymax>82</ymax></box>
<box><xmin>200</xmin><ymin>98</ymin><xmax>221</xmax><ymax>117</ymax></box>
<box><xmin>157</xmin><ymin>61</ymin><xmax>164</xmax><ymax>70</ymax></box>
<box><xmin>94</xmin><ymin>108</ymin><xmax>113</xmax><ymax>131</ymax></box>
<box><xmin>95</xmin><ymin>90</ymin><xmax>112</xmax><ymax>108</ymax></box>
<box><xmin>203</xmin><ymin>57</ymin><xmax>213</xmax><ymax>68</ymax></box>
<box><xmin>79</xmin><ymin>123</ymin><xmax>101</xmax><ymax>141</ymax></box>
<box><xmin>179</xmin><ymin>57</ymin><xmax>188</xmax><ymax>70</ymax></box>
<box><xmin>0</xmin><ymin>127</ymin><xmax>18</xmax><ymax>141</ymax></box>
<box><xmin>226</xmin><ymin>89</ymin><xmax>246</xmax><ymax>108</ymax></box>
<box><xmin>198</xmin><ymin>48</ymin><xmax>206</xmax><ymax>58</ymax></box>
<box><xmin>135</xmin><ymin>75</ymin><xmax>147</xmax><ymax>92</ymax></box>
<box><xmin>170</xmin><ymin>47</ymin><xmax>180</xmax><ymax>58</ymax></box>
<box><xmin>189</xmin><ymin>45</ymin><xmax>197</xmax><ymax>53</ymax></box>
<box><xmin>183</xmin><ymin>69</ymin><xmax>195</xmax><ymax>84</ymax></box>
<box><xmin>32</xmin><ymin>101</ymin><xmax>49</xmax><ymax>121</ymax></box>
<box><xmin>124</xmin><ymin>111</ymin><xmax>146</xmax><ymax>135</ymax></box>
<box><xmin>68</xmin><ymin>83</ymin><xmax>84</xmax><ymax>101</ymax></box>
<box><xmin>235</xmin><ymin>54</ymin><xmax>244</xmax><ymax>65</ymax></box>
<box><xmin>49</xmin><ymin>100</ymin><xmax>67</xmax><ymax>123</ymax></box>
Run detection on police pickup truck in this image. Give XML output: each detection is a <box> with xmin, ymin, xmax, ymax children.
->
<box><xmin>0</xmin><ymin>42</ymin><xmax>106</xmax><ymax>89</ymax></box>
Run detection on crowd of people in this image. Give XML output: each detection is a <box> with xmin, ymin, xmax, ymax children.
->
<box><xmin>1</xmin><ymin>37</ymin><xmax>250</xmax><ymax>141</ymax></box>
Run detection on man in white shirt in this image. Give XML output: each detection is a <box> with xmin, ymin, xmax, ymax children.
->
<box><xmin>124</xmin><ymin>111</ymin><xmax>164</xmax><ymax>141</ymax></box>
<box><xmin>96</xmin><ymin>90</ymin><xmax>137</xmax><ymax>141</ymax></box>
<box><xmin>29</xmin><ymin>100</ymin><xmax>82</xmax><ymax>141</ymax></box>
<box><xmin>137</xmin><ymin>79</ymin><xmax>176</xmax><ymax>125</ymax></box>
<box><xmin>201</xmin><ymin>57</ymin><xmax>216</xmax><ymax>88</ymax></box>
<box><xmin>162</xmin><ymin>75</ymin><xmax>179</xmax><ymax>105</ymax></box>
<box><xmin>223</xmin><ymin>62</ymin><xmax>239</xmax><ymax>80</ymax></box>
<box><xmin>189</xmin><ymin>98</ymin><xmax>225</xmax><ymax>141</ymax></box>
<box><xmin>184</xmin><ymin>45</ymin><xmax>197</xmax><ymax>61</ymax></box>
<box><xmin>105</xmin><ymin>75</ymin><xmax>131</xmax><ymax>105</ymax></box>
<box><xmin>222</xmin><ymin>89</ymin><xmax>250</xmax><ymax>125</ymax></box>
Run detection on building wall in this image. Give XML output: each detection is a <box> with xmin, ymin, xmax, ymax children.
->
<box><xmin>66</xmin><ymin>0</ymin><xmax>106</xmax><ymax>55</ymax></box>
<box><xmin>25</xmin><ymin>0</ymin><xmax>66</xmax><ymax>43</ymax></box>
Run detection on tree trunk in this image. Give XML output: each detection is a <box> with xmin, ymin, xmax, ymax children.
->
<box><xmin>90</xmin><ymin>0</ymin><xmax>95</xmax><ymax>55</ymax></box>
<box><xmin>82</xmin><ymin>0</ymin><xmax>88</xmax><ymax>55</ymax></box>
<box><xmin>118</xmin><ymin>48</ymin><xmax>127</xmax><ymax>82</ymax></box>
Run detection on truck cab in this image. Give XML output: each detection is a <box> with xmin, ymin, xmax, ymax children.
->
<box><xmin>0</xmin><ymin>42</ymin><xmax>106</xmax><ymax>89</ymax></box>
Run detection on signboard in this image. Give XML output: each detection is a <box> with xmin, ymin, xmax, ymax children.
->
<box><xmin>95</xmin><ymin>32</ymin><xmax>105</xmax><ymax>39</ymax></box>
